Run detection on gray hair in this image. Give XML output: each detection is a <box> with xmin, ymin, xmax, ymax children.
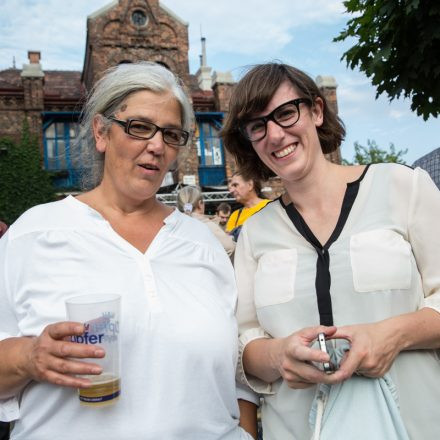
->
<box><xmin>176</xmin><ymin>185</ymin><xmax>203</xmax><ymax>214</ymax></box>
<box><xmin>74</xmin><ymin>62</ymin><xmax>194</xmax><ymax>190</ymax></box>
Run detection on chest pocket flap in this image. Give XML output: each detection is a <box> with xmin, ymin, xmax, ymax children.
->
<box><xmin>350</xmin><ymin>229</ymin><xmax>411</xmax><ymax>292</ymax></box>
<box><xmin>254</xmin><ymin>248</ymin><xmax>297</xmax><ymax>308</ymax></box>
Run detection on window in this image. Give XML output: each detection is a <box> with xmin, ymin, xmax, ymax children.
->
<box><xmin>197</xmin><ymin>121</ymin><xmax>223</xmax><ymax>166</ymax></box>
<box><xmin>43</xmin><ymin>120</ymin><xmax>79</xmax><ymax>187</ymax></box>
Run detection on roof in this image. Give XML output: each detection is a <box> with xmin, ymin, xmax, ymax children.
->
<box><xmin>413</xmin><ymin>147</ymin><xmax>440</xmax><ymax>189</ymax></box>
<box><xmin>44</xmin><ymin>70</ymin><xmax>83</xmax><ymax>101</ymax></box>
<box><xmin>0</xmin><ymin>68</ymin><xmax>84</xmax><ymax>102</ymax></box>
<box><xmin>0</xmin><ymin>69</ymin><xmax>21</xmax><ymax>90</ymax></box>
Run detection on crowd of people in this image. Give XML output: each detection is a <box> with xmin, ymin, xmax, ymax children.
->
<box><xmin>1</xmin><ymin>61</ymin><xmax>439</xmax><ymax>440</ymax></box>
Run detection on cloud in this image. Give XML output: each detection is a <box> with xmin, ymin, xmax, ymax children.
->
<box><xmin>162</xmin><ymin>0</ymin><xmax>346</xmax><ymax>62</ymax></box>
<box><xmin>0</xmin><ymin>0</ymin><xmax>346</xmax><ymax>71</ymax></box>
<box><xmin>0</xmin><ymin>0</ymin><xmax>109</xmax><ymax>70</ymax></box>
<box><xmin>389</xmin><ymin>109</ymin><xmax>407</xmax><ymax>120</ymax></box>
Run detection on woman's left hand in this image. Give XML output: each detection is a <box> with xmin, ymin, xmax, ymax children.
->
<box><xmin>331</xmin><ymin>321</ymin><xmax>403</xmax><ymax>378</ymax></box>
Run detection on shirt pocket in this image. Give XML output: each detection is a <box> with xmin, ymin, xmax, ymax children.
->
<box><xmin>254</xmin><ymin>249</ymin><xmax>297</xmax><ymax>308</ymax></box>
<box><xmin>350</xmin><ymin>229</ymin><xmax>411</xmax><ymax>292</ymax></box>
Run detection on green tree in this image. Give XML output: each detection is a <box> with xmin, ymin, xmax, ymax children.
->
<box><xmin>0</xmin><ymin>120</ymin><xmax>56</xmax><ymax>225</ymax></box>
<box><xmin>334</xmin><ymin>0</ymin><xmax>440</xmax><ymax>120</ymax></box>
<box><xmin>343</xmin><ymin>139</ymin><xmax>408</xmax><ymax>165</ymax></box>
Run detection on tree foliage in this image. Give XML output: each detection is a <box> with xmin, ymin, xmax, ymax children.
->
<box><xmin>335</xmin><ymin>0</ymin><xmax>440</xmax><ymax>120</ymax></box>
<box><xmin>0</xmin><ymin>120</ymin><xmax>56</xmax><ymax>225</ymax></box>
<box><xmin>343</xmin><ymin>139</ymin><xmax>408</xmax><ymax>165</ymax></box>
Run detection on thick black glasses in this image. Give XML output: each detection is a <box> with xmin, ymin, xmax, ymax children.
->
<box><xmin>239</xmin><ymin>98</ymin><xmax>312</xmax><ymax>142</ymax></box>
<box><xmin>109</xmin><ymin>117</ymin><xmax>189</xmax><ymax>147</ymax></box>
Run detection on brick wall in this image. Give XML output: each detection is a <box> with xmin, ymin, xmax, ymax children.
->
<box><xmin>83</xmin><ymin>0</ymin><xmax>190</xmax><ymax>90</ymax></box>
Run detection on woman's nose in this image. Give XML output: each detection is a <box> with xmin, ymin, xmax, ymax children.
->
<box><xmin>146</xmin><ymin>131</ymin><xmax>166</xmax><ymax>154</ymax></box>
<box><xmin>265</xmin><ymin>120</ymin><xmax>285</xmax><ymax>143</ymax></box>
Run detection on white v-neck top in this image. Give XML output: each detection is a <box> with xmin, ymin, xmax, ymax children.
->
<box><xmin>0</xmin><ymin>196</ymin><xmax>252</xmax><ymax>440</ymax></box>
<box><xmin>235</xmin><ymin>163</ymin><xmax>440</xmax><ymax>440</ymax></box>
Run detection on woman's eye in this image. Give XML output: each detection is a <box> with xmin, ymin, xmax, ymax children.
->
<box><xmin>248</xmin><ymin>120</ymin><xmax>265</xmax><ymax>133</ymax></box>
<box><xmin>131</xmin><ymin>122</ymin><xmax>151</xmax><ymax>132</ymax></box>
<box><xmin>275</xmin><ymin>106</ymin><xmax>297</xmax><ymax>121</ymax></box>
<box><xmin>166</xmin><ymin>130</ymin><xmax>179</xmax><ymax>142</ymax></box>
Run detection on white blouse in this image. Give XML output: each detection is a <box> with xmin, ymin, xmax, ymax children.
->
<box><xmin>0</xmin><ymin>196</ymin><xmax>252</xmax><ymax>440</ymax></box>
<box><xmin>235</xmin><ymin>164</ymin><xmax>440</xmax><ymax>440</ymax></box>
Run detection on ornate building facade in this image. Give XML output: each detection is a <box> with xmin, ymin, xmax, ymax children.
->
<box><xmin>0</xmin><ymin>0</ymin><xmax>341</xmax><ymax>199</ymax></box>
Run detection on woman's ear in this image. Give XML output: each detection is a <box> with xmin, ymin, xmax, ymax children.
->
<box><xmin>93</xmin><ymin>115</ymin><xmax>108</xmax><ymax>153</ymax></box>
<box><xmin>312</xmin><ymin>97</ymin><xmax>324</xmax><ymax>128</ymax></box>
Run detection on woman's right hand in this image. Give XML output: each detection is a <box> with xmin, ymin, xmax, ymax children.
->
<box><xmin>22</xmin><ymin>322</ymin><xmax>105</xmax><ymax>389</ymax></box>
<box><xmin>273</xmin><ymin>326</ymin><xmax>346</xmax><ymax>389</ymax></box>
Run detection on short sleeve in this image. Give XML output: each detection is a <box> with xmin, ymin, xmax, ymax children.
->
<box><xmin>234</xmin><ymin>226</ymin><xmax>274</xmax><ymax>395</ymax></box>
<box><xmin>408</xmin><ymin>168</ymin><xmax>440</xmax><ymax>313</ymax></box>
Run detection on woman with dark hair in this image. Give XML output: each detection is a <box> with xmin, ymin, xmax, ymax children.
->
<box><xmin>222</xmin><ymin>62</ymin><xmax>440</xmax><ymax>439</ymax></box>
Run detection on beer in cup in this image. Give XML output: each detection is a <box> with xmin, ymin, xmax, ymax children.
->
<box><xmin>65</xmin><ymin>294</ymin><xmax>121</xmax><ymax>406</ymax></box>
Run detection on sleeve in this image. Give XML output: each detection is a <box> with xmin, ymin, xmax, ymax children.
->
<box><xmin>236</xmin><ymin>381</ymin><xmax>260</xmax><ymax>405</ymax></box>
<box><xmin>234</xmin><ymin>225</ymin><xmax>274</xmax><ymax>395</ymax></box>
<box><xmin>0</xmin><ymin>232</ymin><xmax>21</xmax><ymax>421</ymax></box>
<box><xmin>408</xmin><ymin>167</ymin><xmax>440</xmax><ymax>313</ymax></box>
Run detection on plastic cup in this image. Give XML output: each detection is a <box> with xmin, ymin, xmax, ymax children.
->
<box><xmin>65</xmin><ymin>294</ymin><xmax>121</xmax><ymax>406</ymax></box>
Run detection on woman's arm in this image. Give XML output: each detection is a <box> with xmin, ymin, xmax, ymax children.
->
<box><xmin>238</xmin><ymin>399</ymin><xmax>258</xmax><ymax>439</ymax></box>
<box><xmin>0</xmin><ymin>323</ymin><xmax>104</xmax><ymax>399</ymax></box>
<box><xmin>334</xmin><ymin>168</ymin><xmax>440</xmax><ymax>377</ymax></box>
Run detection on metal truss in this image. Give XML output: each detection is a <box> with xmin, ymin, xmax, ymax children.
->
<box><xmin>156</xmin><ymin>190</ymin><xmax>234</xmax><ymax>205</ymax></box>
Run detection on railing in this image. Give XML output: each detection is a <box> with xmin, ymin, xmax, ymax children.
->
<box><xmin>156</xmin><ymin>190</ymin><xmax>234</xmax><ymax>205</ymax></box>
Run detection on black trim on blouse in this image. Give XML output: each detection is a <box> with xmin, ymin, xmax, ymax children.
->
<box><xmin>279</xmin><ymin>164</ymin><xmax>371</xmax><ymax>326</ymax></box>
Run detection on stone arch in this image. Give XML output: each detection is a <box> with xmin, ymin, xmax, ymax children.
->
<box><xmin>103</xmin><ymin>20</ymin><xmax>121</xmax><ymax>37</ymax></box>
<box><xmin>160</xmin><ymin>22</ymin><xmax>177</xmax><ymax>47</ymax></box>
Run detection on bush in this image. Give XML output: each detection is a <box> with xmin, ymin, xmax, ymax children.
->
<box><xmin>0</xmin><ymin>120</ymin><xmax>56</xmax><ymax>225</ymax></box>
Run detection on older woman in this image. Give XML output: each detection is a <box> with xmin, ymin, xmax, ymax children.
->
<box><xmin>222</xmin><ymin>62</ymin><xmax>440</xmax><ymax>439</ymax></box>
<box><xmin>176</xmin><ymin>185</ymin><xmax>235</xmax><ymax>257</ymax></box>
<box><xmin>0</xmin><ymin>62</ymin><xmax>252</xmax><ymax>440</ymax></box>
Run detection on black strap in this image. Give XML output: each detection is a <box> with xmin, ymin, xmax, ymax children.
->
<box><xmin>234</xmin><ymin>208</ymin><xmax>244</xmax><ymax>228</ymax></box>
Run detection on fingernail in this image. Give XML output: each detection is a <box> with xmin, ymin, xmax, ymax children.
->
<box><xmin>95</xmin><ymin>349</ymin><xmax>105</xmax><ymax>356</ymax></box>
<box><xmin>91</xmin><ymin>367</ymin><xmax>102</xmax><ymax>374</ymax></box>
<box><xmin>74</xmin><ymin>325</ymin><xmax>83</xmax><ymax>333</ymax></box>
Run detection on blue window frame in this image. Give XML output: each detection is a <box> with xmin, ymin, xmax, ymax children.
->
<box><xmin>43</xmin><ymin>113</ymin><xmax>80</xmax><ymax>188</ymax></box>
<box><xmin>195</xmin><ymin>112</ymin><xmax>226</xmax><ymax>187</ymax></box>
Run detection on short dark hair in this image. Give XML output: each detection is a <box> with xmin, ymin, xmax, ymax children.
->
<box><xmin>222</xmin><ymin>62</ymin><xmax>346</xmax><ymax>181</ymax></box>
<box><xmin>231</xmin><ymin>171</ymin><xmax>263</xmax><ymax>198</ymax></box>
<box><xmin>217</xmin><ymin>202</ymin><xmax>231</xmax><ymax>214</ymax></box>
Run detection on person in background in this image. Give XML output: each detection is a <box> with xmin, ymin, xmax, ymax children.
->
<box><xmin>215</xmin><ymin>202</ymin><xmax>232</xmax><ymax>231</ymax></box>
<box><xmin>177</xmin><ymin>186</ymin><xmax>235</xmax><ymax>257</ymax></box>
<box><xmin>222</xmin><ymin>61</ymin><xmax>440</xmax><ymax>439</ymax></box>
<box><xmin>225</xmin><ymin>172</ymin><xmax>270</xmax><ymax>240</ymax></box>
<box><xmin>0</xmin><ymin>221</ymin><xmax>7</xmax><ymax>239</ymax></box>
<box><xmin>0</xmin><ymin>62</ymin><xmax>253</xmax><ymax>440</ymax></box>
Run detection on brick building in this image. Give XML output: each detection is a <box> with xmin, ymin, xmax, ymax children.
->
<box><xmin>0</xmin><ymin>0</ymin><xmax>341</xmax><ymax>200</ymax></box>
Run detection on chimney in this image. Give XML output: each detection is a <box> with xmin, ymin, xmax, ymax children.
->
<box><xmin>196</xmin><ymin>36</ymin><xmax>212</xmax><ymax>91</ymax></box>
<box><xmin>21</xmin><ymin>50</ymin><xmax>44</xmax><ymax>78</ymax></box>
<box><xmin>28</xmin><ymin>51</ymin><xmax>41</xmax><ymax>64</ymax></box>
<box><xmin>201</xmin><ymin>37</ymin><xmax>207</xmax><ymax>67</ymax></box>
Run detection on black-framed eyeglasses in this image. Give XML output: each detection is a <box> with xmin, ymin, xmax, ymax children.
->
<box><xmin>239</xmin><ymin>98</ymin><xmax>312</xmax><ymax>142</ymax></box>
<box><xmin>108</xmin><ymin>117</ymin><xmax>190</xmax><ymax>147</ymax></box>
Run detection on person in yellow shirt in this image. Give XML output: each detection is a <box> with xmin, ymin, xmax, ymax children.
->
<box><xmin>226</xmin><ymin>172</ymin><xmax>270</xmax><ymax>240</ymax></box>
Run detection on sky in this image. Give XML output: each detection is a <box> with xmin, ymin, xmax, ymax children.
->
<box><xmin>0</xmin><ymin>0</ymin><xmax>438</xmax><ymax>164</ymax></box>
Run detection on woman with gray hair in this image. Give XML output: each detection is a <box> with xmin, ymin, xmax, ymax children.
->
<box><xmin>177</xmin><ymin>185</ymin><xmax>235</xmax><ymax>257</ymax></box>
<box><xmin>0</xmin><ymin>62</ymin><xmax>253</xmax><ymax>440</ymax></box>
